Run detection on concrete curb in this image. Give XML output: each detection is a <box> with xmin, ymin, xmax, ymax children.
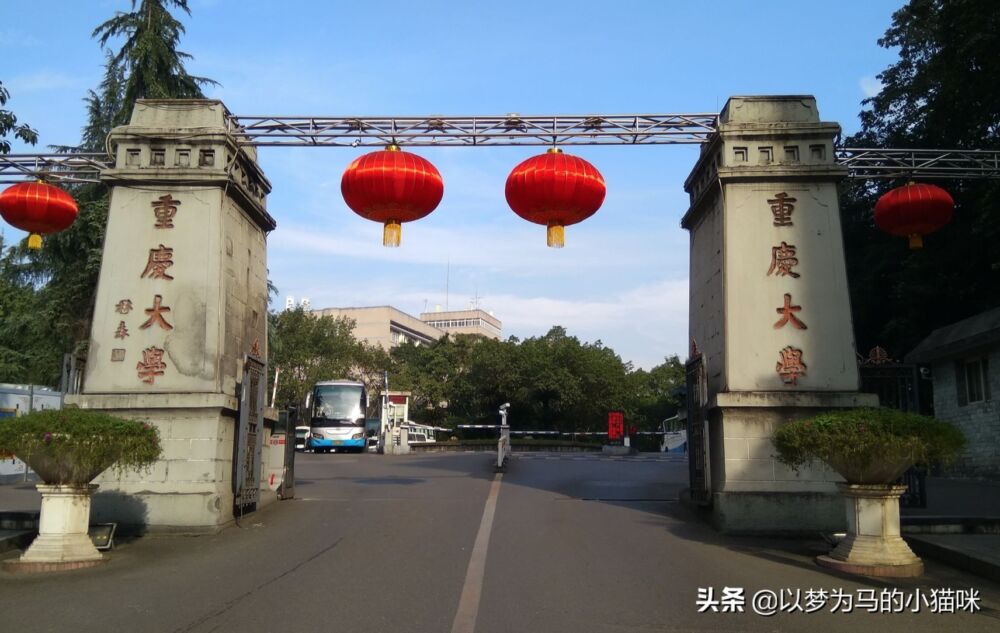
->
<box><xmin>901</xmin><ymin>516</ymin><xmax>1000</xmax><ymax>534</ymax></box>
<box><xmin>905</xmin><ymin>535</ymin><xmax>1000</xmax><ymax>583</ymax></box>
<box><xmin>0</xmin><ymin>529</ymin><xmax>35</xmax><ymax>556</ymax></box>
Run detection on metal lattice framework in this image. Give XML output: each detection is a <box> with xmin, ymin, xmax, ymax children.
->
<box><xmin>0</xmin><ymin>153</ymin><xmax>112</xmax><ymax>184</ymax></box>
<box><xmin>230</xmin><ymin>113</ymin><xmax>721</xmax><ymax>147</ymax></box>
<box><xmin>835</xmin><ymin>147</ymin><xmax>1000</xmax><ymax>179</ymax></box>
<box><xmin>1</xmin><ymin>113</ymin><xmax>999</xmax><ymax>183</ymax></box>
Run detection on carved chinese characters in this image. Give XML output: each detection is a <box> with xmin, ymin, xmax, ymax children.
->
<box><xmin>136</xmin><ymin>346</ymin><xmax>167</xmax><ymax>384</ymax></box>
<box><xmin>151</xmin><ymin>194</ymin><xmax>181</xmax><ymax>229</ymax></box>
<box><xmin>141</xmin><ymin>245</ymin><xmax>175</xmax><ymax>280</ymax></box>
<box><xmin>140</xmin><ymin>295</ymin><xmax>173</xmax><ymax>331</ymax></box>
<box><xmin>767</xmin><ymin>242</ymin><xmax>800</xmax><ymax>278</ymax></box>
<box><xmin>776</xmin><ymin>346</ymin><xmax>807</xmax><ymax>386</ymax></box>
<box><xmin>767</xmin><ymin>192</ymin><xmax>806</xmax><ymax>385</ymax></box>
<box><xmin>773</xmin><ymin>294</ymin><xmax>807</xmax><ymax>330</ymax></box>
<box><xmin>107</xmin><ymin>194</ymin><xmax>181</xmax><ymax>385</ymax></box>
<box><xmin>768</xmin><ymin>192</ymin><xmax>796</xmax><ymax>227</ymax></box>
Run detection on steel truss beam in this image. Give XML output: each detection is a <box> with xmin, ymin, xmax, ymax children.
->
<box><xmin>0</xmin><ymin>153</ymin><xmax>112</xmax><ymax>184</ymax></box>
<box><xmin>837</xmin><ymin>147</ymin><xmax>1000</xmax><ymax>179</ymax></box>
<box><xmin>229</xmin><ymin>113</ymin><xmax>721</xmax><ymax>147</ymax></box>
<box><xmin>3</xmin><ymin>130</ymin><xmax>1000</xmax><ymax>184</ymax></box>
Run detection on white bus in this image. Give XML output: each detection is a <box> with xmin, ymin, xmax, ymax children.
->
<box><xmin>403</xmin><ymin>422</ymin><xmax>440</xmax><ymax>444</ymax></box>
<box><xmin>307</xmin><ymin>380</ymin><xmax>368</xmax><ymax>453</ymax></box>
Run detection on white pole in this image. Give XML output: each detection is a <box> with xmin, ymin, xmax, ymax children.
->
<box><xmin>270</xmin><ymin>366</ymin><xmax>280</xmax><ymax>408</ymax></box>
<box><xmin>379</xmin><ymin>370</ymin><xmax>389</xmax><ymax>453</ymax></box>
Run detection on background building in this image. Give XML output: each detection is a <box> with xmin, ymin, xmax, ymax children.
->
<box><xmin>419</xmin><ymin>308</ymin><xmax>502</xmax><ymax>340</ymax></box>
<box><xmin>311</xmin><ymin>306</ymin><xmax>444</xmax><ymax>348</ymax></box>
<box><xmin>310</xmin><ymin>305</ymin><xmax>503</xmax><ymax>349</ymax></box>
<box><xmin>906</xmin><ymin>306</ymin><xmax>1000</xmax><ymax>479</ymax></box>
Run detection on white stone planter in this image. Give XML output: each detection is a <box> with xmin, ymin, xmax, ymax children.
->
<box><xmin>4</xmin><ymin>484</ymin><xmax>105</xmax><ymax>572</ymax></box>
<box><xmin>816</xmin><ymin>483</ymin><xmax>923</xmax><ymax>577</ymax></box>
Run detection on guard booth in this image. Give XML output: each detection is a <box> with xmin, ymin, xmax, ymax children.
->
<box><xmin>381</xmin><ymin>391</ymin><xmax>411</xmax><ymax>454</ymax></box>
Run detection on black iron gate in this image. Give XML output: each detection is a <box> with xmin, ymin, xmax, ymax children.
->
<box><xmin>234</xmin><ymin>355</ymin><xmax>266</xmax><ymax>515</ymax></box>
<box><xmin>686</xmin><ymin>354</ymin><xmax>711</xmax><ymax>505</ymax></box>
<box><xmin>858</xmin><ymin>347</ymin><xmax>927</xmax><ymax>508</ymax></box>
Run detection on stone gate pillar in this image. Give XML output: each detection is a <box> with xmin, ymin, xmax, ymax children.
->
<box><xmin>67</xmin><ymin>100</ymin><xmax>275</xmax><ymax>533</ymax></box>
<box><xmin>682</xmin><ymin>96</ymin><xmax>878</xmax><ymax>534</ymax></box>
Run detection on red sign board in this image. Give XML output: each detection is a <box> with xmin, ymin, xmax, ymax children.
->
<box><xmin>607</xmin><ymin>410</ymin><xmax>624</xmax><ymax>441</ymax></box>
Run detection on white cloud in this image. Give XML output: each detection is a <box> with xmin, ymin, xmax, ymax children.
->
<box><xmin>270</xmin><ymin>217</ymin><xmax>682</xmax><ymax>277</ymax></box>
<box><xmin>284</xmin><ymin>273</ymin><xmax>689</xmax><ymax>370</ymax></box>
<box><xmin>478</xmin><ymin>279</ymin><xmax>689</xmax><ymax>369</ymax></box>
<box><xmin>6</xmin><ymin>70</ymin><xmax>80</xmax><ymax>94</ymax></box>
<box><xmin>859</xmin><ymin>76</ymin><xmax>883</xmax><ymax>98</ymax></box>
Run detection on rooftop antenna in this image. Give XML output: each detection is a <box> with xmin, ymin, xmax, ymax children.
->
<box><xmin>445</xmin><ymin>257</ymin><xmax>450</xmax><ymax>311</ymax></box>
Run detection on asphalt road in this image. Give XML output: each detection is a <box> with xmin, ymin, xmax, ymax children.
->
<box><xmin>1</xmin><ymin>451</ymin><xmax>998</xmax><ymax>633</ymax></box>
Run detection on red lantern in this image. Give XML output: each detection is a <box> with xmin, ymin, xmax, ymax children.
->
<box><xmin>0</xmin><ymin>181</ymin><xmax>78</xmax><ymax>250</ymax></box>
<box><xmin>505</xmin><ymin>148</ymin><xmax>606</xmax><ymax>248</ymax></box>
<box><xmin>874</xmin><ymin>182</ymin><xmax>954</xmax><ymax>249</ymax></box>
<box><xmin>341</xmin><ymin>145</ymin><xmax>443</xmax><ymax>247</ymax></box>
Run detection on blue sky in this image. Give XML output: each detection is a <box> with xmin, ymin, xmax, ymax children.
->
<box><xmin>2</xmin><ymin>0</ymin><xmax>901</xmax><ymax>369</ymax></box>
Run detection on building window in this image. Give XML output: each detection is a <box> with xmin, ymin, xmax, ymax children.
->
<box><xmin>956</xmin><ymin>357</ymin><xmax>990</xmax><ymax>406</ymax></box>
<box><xmin>199</xmin><ymin>149</ymin><xmax>215</xmax><ymax>167</ymax></box>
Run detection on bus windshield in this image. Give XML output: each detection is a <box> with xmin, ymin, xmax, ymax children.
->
<box><xmin>312</xmin><ymin>384</ymin><xmax>365</xmax><ymax>427</ymax></box>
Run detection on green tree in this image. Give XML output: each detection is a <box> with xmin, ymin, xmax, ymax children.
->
<box><xmin>390</xmin><ymin>335</ymin><xmax>480</xmax><ymax>424</ymax></box>
<box><xmin>81</xmin><ymin>52</ymin><xmax>126</xmax><ymax>152</ymax></box>
<box><xmin>0</xmin><ymin>81</ymin><xmax>38</xmax><ymax>154</ymax></box>
<box><xmin>0</xmin><ymin>1</ymin><xmax>217</xmax><ymax>385</ymax></box>
<box><xmin>268</xmin><ymin>308</ymin><xmax>360</xmax><ymax>408</ymax></box>
<box><xmin>841</xmin><ymin>0</ymin><xmax>1000</xmax><ymax>357</ymax></box>
<box><xmin>351</xmin><ymin>340</ymin><xmax>392</xmax><ymax>407</ymax></box>
<box><xmin>93</xmin><ymin>0</ymin><xmax>218</xmax><ymax>125</ymax></box>
<box><xmin>383</xmin><ymin>326</ymin><xmax>678</xmax><ymax>437</ymax></box>
<box><xmin>628</xmin><ymin>355</ymin><xmax>685</xmax><ymax>430</ymax></box>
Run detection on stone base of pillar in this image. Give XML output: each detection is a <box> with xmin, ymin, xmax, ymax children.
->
<box><xmin>703</xmin><ymin>392</ymin><xmax>877</xmax><ymax>535</ymax></box>
<box><xmin>710</xmin><ymin>490</ymin><xmax>844</xmax><ymax>535</ymax></box>
<box><xmin>815</xmin><ymin>483</ymin><xmax>923</xmax><ymax>577</ymax></box>
<box><xmin>3</xmin><ymin>484</ymin><xmax>106</xmax><ymax>573</ymax></box>
<box><xmin>65</xmin><ymin>394</ymin><xmax>278</xmax><ymax>534</ymax></box>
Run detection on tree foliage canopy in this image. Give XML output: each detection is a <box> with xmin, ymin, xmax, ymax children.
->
<box><xmin>0</xmin><ymin>81</ymin><xmax>38</xmax><ymax>154</ymax></box>
<box><xmin>93</xmin><ymin>0</ymin><xmax>217</xmax><ymax>125</ymax></box>
<box><xmin>0</xmin><ymin>1</ymin><xmax>215</xmax><ymax>386</ymax></box>
<box><xmin>386</xmin><ymin>327</ymin><xmax>684</xmax><ymax>432</ymax></box>
<box><xmin>841</xmin><ymin>0</ymin><xmax>1000</xmax><ymax>358</ymax></box>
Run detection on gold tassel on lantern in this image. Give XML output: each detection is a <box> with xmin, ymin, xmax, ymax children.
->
<box><xmin>27</xmin><ymin>233</ymin><xmax>43</xmax><ymax>250</ymax></box>
<box><xmin>908</xmin><ymin>234</ymin><xmax>923</xmax><ymax>249</ymax></box>
<box><xmin>383</xmin><ymin>220</ymin><xmax>401</xmax><ymax>247</ymax></box>
<box><xmin>546</xmin><ymin>222</ymin><xmax>565</xmax><ymax>248</ymax></box>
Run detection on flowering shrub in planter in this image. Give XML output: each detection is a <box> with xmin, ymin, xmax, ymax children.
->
<box><xmin>773</xmin><ymin>407</ymin><xmax>965</xmax><ymax>577</ymax></box>
<box><xmin>0</xmin><ymin>408</ymin><xmax>162</xmax><ymax>571</ymax></box>
<box><xmin>0</xmin><ymin>408</ymin><xmax>161</xmax><ymax>484</ymax></box>
<box><xmin>773</xmin><ymin>407</ymin><xmax>964</xmax><ymax>484</ymax></box>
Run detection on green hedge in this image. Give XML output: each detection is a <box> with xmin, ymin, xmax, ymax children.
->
<box><xmin>0</xmin><ymin>408</ymin><xmax>162</xmax><ymax>483</ymax></box>
<box><xmin>772</xmin><ymin>407</ymin><xmax>964</xmax><ymax>483</ymax></box>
